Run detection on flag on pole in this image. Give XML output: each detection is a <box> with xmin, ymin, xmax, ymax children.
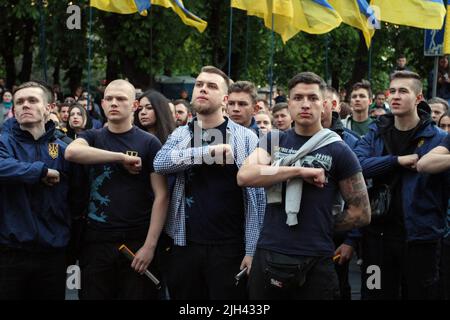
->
<box><xmin>329</xmin><ymin>0</ymin><xmax>378</xmax><ymax>48</ymax></box>
<box><xmin>443</xmin><ymin>0</ymin><xmax>450</xmax><ymax>54</ymax></box>
<box><xmin>152</xmin><ymin>0</ymin><xmax>207</xmax><ymax>32</ymax></box>
<box><xmin>90</xmin><ymin>0</ymin><xmax>150</xmax><ymax>15</ymax></box>
<box><xmin>90</xmin><ymin>0</ymin><xmax>207</xmax><ymax>32</ymax></box>
<box><xmin>231</xmin><ymin>0</ymin><xmax>341</xmax><ymax>43</ymax></box>
<box><xmin>370</xmin><ymin>0</ymin><xmax>446</xmax><ymax>29</ymax></box>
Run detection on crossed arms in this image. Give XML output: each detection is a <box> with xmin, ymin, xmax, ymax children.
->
<box><xmin>237</xmin><ymin>147</ymin><xmax>371</xmax><ymax>231</ymax></box>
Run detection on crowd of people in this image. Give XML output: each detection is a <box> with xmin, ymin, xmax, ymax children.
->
<box><xmin>0</xmin><ymin>63</ymin><xmax>449</xmax><ymax>301</ymax></box>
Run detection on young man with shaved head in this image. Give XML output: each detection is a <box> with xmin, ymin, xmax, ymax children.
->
<box><xmin>65</xmin><ymin>79</ymin><xmax>169</xmax><ymax>300</ymax></box>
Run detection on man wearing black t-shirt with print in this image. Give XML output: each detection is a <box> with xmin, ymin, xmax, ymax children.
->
<box><xmin>238</xmin><ymin>72</ymin><xmax>371</xmax><ymax>300</ymax></box>
<box><xmin>65</xmin><ymin>80</ymin><xmax>168</xmax><ymax>300</ymax></box>
<box><xmin>154</xmin><ymin>66</ymin><xmax>265</xmax><ymax>300</ymax></box>
<box><xmin>354</xmin><ymin>71</ymin><xmax>449</xmax><ymax>300</ymax></box>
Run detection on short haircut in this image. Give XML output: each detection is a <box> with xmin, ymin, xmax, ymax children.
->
<box><xmin>428</xmin><ymin>97</ymin><xmax>449</xmax><ymax>112</ymax></box>
<box><xmin>200</xmin><ymin>65</ymin><xmax>231</xmax><ymax>91</ymax></box>
<box><xmin>272</xmin><ymin>102</ymin><xmax>289</xmax><ymax>114</ymax></box>
<box><xmin>228</xmin><ymin>81</ymin><xmax>257</xmax><ymax>104</ymax></box>
<box><xmin>173</xmin><ymin>99</ymin><xmax>192</xmax><ymax>113</ymax></box>
<box><xmin>351</xmin><ymin>80</ymin><xmax>372</xmax><ymax>99</ymax></box>
<box><xmin>339</xmin><ymin>102</ymin><xmax>352</xmax><ymax>118</ymax></box>
<box><xmin>397</xmin><ymin>54</ymin><xmax>406</xmax><ymax>59</ymax></box>
<box><xmin>106</xmin><ymin>79</ymin><xmax>136</xmax><ymax>100</ymax></box>
<box><xmin>255</xmin><ymin>110</ymin><xmax>273</xmax><ymax>122</ymax></box>
<box><xmin>390</xmin><ymin>71</ymin><xmax>423</xmax><ymax>94</ymax></box>
<box><xmin>59</xmin><ymin>102</ymin><xmax>71</xmax><ymax>109</ymax></box>
<box><xmin>325</xmin><ymin>86</ymin><xmax>338</xmax><ymax>100</ymax></box>
<box><xmin>13</xmin><ymin>81</ymin><xmax>53</xmax><ymax>104</ymax></box>
<box><xmin>288</xmin><ymin>72</ymin><xmax>326</xmax><ymax>97</ymax></box>
<box><xmin>375</xmin><ymin>91</ymin><xmax>386</xmax><ymax>98</ymax></box>
<box><xmin>256</xmin><ymin>97</ymin><xmax>269</xmax><ymax>108</ymax></box>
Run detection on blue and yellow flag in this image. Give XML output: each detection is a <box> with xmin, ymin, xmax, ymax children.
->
<box><xmin>329</xmin><ymin>0</ymin><xmax>377</xmax><ymax>48</ymax></box>
<box><xmin>90</xmin><ymin>0</ymin><xmax>207</xmax><ymax>32</ymax></box>
<box><xmin>443</xmin><ymin>0</ymin><xmax>450</xmax><ymax>54</ymax></box>
<box><xmin>152</xmin><ymin>0</ymin><xmax>207</xmax><ymax>32</ymax></box>
<box><xmin>370</xmin><ymin>0</ymin><xmax>446</xmax><ymax>29</ymax></box>
<box><xmin>231</xmin><ymin>0</ymin><xmax>341</xmax><ymax>43</ymax></box>
<box><xmin>90</xmin><ymin>0</ymin><xmax>150</xmax><ymax>15</ymax></box>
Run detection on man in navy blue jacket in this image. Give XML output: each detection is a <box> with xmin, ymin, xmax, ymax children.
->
<box><xmin>354</xmin><ymin>71</ymin><xmax>449</xmax><ymax>300</ymax></box>
<box><xmin>0</xmin><ymin>81</ymin><xmax>83</xmax><ymax>300</ymax></box>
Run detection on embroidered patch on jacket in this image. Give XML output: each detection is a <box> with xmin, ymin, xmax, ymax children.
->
<box><xmin>417</xmin><ymin>138</ymin><xmax>425</xmax><ymax>148</ymax></box>
<box><xmin>48</xmin><ymin>143</ymin><xmax>59</xmax><ymax>159</ymax></box>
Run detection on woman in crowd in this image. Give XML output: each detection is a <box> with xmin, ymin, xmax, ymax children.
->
<box><xmin>438</xmin><ymin>111</ymin><xmax>450</xmax><ymax>133</ymax></box>
<box><xmin>134</xmin><ymin>90</ymin><xmax>175</xmax><ymax>144</ymax></box>
<box><xmin>66</xmin><ymin>103</ymin><xmax>93</xmax><ymax>139</ymax></box>
<box><xmin>0</xmin><ymin>90</ymin><xmax>13</xmax><ymax>132</ymax></box>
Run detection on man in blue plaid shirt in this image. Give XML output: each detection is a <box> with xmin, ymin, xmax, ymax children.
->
<box><xmin>154</xmin><ymin>66</ymin><xmax>265</xmax><ymax>299</ymax></box>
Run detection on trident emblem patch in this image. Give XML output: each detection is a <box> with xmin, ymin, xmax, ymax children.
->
<box><xmin>48</xmin><ymin>143</ymin><xmax>59</xmax><ymax>159</ymax></box>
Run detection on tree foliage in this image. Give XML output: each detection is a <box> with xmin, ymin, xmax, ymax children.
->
<box><xmin>0</xmin><ymin>0</ymin><xmax>436</xmax><ymax>97</ymax></box>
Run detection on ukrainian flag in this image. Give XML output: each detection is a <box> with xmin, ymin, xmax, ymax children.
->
<box><xmin>370</xmin><ymin>0</ymin><xmax>446</xmax><ymax>29</ymax></box>
<box><xmin>90</xmin><ymin>0</ymin><xmax>207</xmax><ymax>32</ymax></box>
<box><xmin>231</xmin><ymin>0</ymin><xmax>341</xmax><ymax>43</ymax></box>
<box><xmin>329</xmin><ymin>0</ymin><xmax>377</xmax><ymax>48</ymax></box>
<box><xmin>443</xmin><ymin>0</ymin><xmax>450</xmax><ymax>53</ymax></box>
<box><xmin>90</xmin><ymin>0</ymin><xmax>150</xmax><ymax>15</ymax></box>
<box><xmin>152</xmin><ymin>0</ymin><xmax>207</xmax><ymax>32</ymax></box>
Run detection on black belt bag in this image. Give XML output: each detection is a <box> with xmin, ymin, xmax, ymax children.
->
<box><xmin>264</xmin><ymin>250</ymin><xmax>316</xmax><ymax>290</ymax></box>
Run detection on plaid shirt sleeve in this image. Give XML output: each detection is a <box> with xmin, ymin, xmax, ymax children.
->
<box><xmin>157</xmin><ymin>122</ymin><xmax>266</xmax><ymax>254</ymax></box>
<box><xmin>154</xmin><ymin>126</ymin><xmax>211</xmax><ymax>175</ymax></box>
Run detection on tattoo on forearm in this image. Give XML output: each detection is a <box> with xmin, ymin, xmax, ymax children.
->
<box><xmin>335</xmin><ymin>172</ymin><xmax>371</xmax><ymax>231</ymax></box>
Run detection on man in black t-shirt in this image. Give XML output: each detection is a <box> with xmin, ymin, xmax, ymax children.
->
<box><xmin>354</xmin><ymin>71</ymin><xmax>449</xmax><ymax>300</ymax></box>
<box><xmin>238</xmin><ymin>72</ymin><xmax>371</xmax><ymax>300</ymax></box>
<box><xmin>65</xmin><ymin>80</ymin><xmax>168</xmax><ymax>300</ymax></box>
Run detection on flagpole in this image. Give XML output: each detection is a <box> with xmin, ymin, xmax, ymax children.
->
<box><xmin>38</xmin><ymin>0</ymin><xmax>47</xmax><ymax>82</ymax></box>
<box><xmin>432</xmin><ymin>56</ymin><xmax>439</xmax><ymax>98</ymax></box>
<box><xmin>244</xmin><ymin>15</ymin><xmax>250</xmax><ymax>78</ymax></box>
<box><xmin>324</xmin><ymin>35</ymin><xmax>330</xmax><ymax>85</ymax></box>
<box><xmin>368</xmin><ymin>41</ymin><xmax>372</xmax><ymax>82</ymax></box>
<box><xmin>269</xmin><ymin>13</ymin><xmax>274</xmax><ymax>109</ymax></box>
<box><xmin>228</xmin><ymin>3</ymin><xmax>233</xmax><ymax>77</ymax></box>
<box><xmin>87</xmin><ymin>4</ymin><xmax>93</xmax><ymax>104</ymax></box>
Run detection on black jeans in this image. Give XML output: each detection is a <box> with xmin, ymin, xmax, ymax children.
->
<box><xmin>165</xmin><ymin>242</ymin><xmax>247</xmax><ymax>300</ymax></box>
<box><xmin>248</xmin><ymin>248</ymin><xmax>338</xmax><ymax>300</ymax></box>
<box><xmin>440</xmin><ymin>238</ymin><xmax>450</xmax><ymax>300</ymax></box>
<box><xmin>79</xmin><ymin>229</ymin><xmax>159</xmax><ymax>300</ymax></box>
<box><xmin>0</xmin><ymin>246</ymin><xmax>66</xmax><ymax>300</ymax></box>
<box><xmin>361</xmin><ymin>232</ymin><xmax>439</xmax><ymax>300</ymax></box>
<box><xmin>333</xmin><ymin>232</ymin><xmax>351</xmax><ymax>300</ymax></box>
